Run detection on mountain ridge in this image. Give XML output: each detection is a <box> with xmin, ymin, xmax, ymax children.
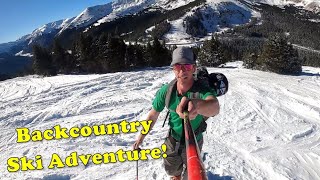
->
<box><xmin>0</xmin><ymin>0</ymin><xmax>319</xmax><ymax>55</ymax></box>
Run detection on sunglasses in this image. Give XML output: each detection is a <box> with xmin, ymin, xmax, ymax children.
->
<box><xmin>173</xmin><ymin>64</ymin><xmax>194</xmax><ymax>71</ymax></box>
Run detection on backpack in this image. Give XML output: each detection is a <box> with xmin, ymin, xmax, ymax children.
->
<box><xmin>162</xmin><ymin>67</ymin><xmax>228</xmax><ymax>133</ymax></box>
<box><xmin>194</xmin><ymin>66</ymin><xmax>228</xmax><ymax>97</ymax></box>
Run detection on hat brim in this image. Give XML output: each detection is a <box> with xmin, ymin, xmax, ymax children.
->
<box><xmin>170</xmin><ymin>58</ymin><xmax>196</xmax><ymax>66</ymax></box>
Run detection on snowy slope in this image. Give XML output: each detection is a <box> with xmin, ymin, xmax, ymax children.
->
<box><xmin>23</xmin><ymin>18</ymin><xmax>76</xmax><ymax>45</ymax></box>
<box><xmin>93</xmin><ymin>0</ymin><xmax>156</xmax><ymax>26</ymax></box>
<box><xmin>251</xmin><ymin>0</ymin><xmax>320</xmax><ymax>12</ymax></box>
<box><xmin>163</xmin><ymin>0</ymin><xmax>255</xmax><ymax>45</ymax></box>
<box><xmin>1</xmin><ymin>62</ymin><xmax>320</xmax><ymax>179</ymax></box>
<box><xmin>58</xmin><ymin>3</ymin><xmax>113</xmax><ymax>34</ymax></box>
<box><xmin>154</xmin><ymin>0</ymin><xmax>198</xmax><ymax>10</ymax></box>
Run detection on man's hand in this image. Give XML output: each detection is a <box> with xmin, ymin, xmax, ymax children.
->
<box><xmin>176</xmin><ymin>97</ymin><xmax>198</xmax><ymax>120</ymax></box>
<box><xmin>187</xmin><ymin>100</ymin><xmax>198</xmax><ymax>120</ymax></box>
<box><xmin>132</xmin><ymin>139</ymin><xmax>142</xmax><ymax>150</ymax></box>
<box><xmin>132</xmin><ymin>109</ymin><xmax>160</xmax><ymax>150</ymax></box>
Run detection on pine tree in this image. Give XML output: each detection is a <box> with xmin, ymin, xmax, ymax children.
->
<box><xmin>114</xmin><ymin>26</ymin><xmax>120</xmax><ymax>38</ymax></box>
<box><xmin>134</xmin><ymin>44</ymin><xmax>146</xmax><ymax>68</ymax></box>
<box><xmin>197</xmin><ymin>36</ymin><xmax>226</xmax><ymax>67</ymax></box>
<box><xmin>145</xmin><ymin>41</ymin><xmax>152</xmax><ymax>66</ymax></box>
<box><xmin>243</xmin><ymin>52</ymin><xmax>259</xmax><ymax>69</ymax></box>
<box><xmin>260</xmin><ymin>35</ymin><xmax>302</xmax><ymax>74</ymax></box>
<box><xmin>149</xmin><ymin>37</ymin><xmax>170</xmax><ymax>67</ymax></box>
<box><xmin>97</xmin><ymin>33</ymin><xmax>110</xmax><ymax>73</ymax></box>
<box><xmin>125</xmin><ymin>42</ymin><xmax>135</xmax><ymax>69</ymax></box>
<box><xmin>104</xmin><ymin>37</ymin><xmax>126</xmax><ymax>72</ymax></box>
<box><xmin>64</xmin><ymin>51</ymin><xmax>77</xmax><ymax>74</ymax></box>
<box><xmin>74</xmin><ymin>34</ymin><xmax>94</xmax><ymax>73</ymax></box>
<box><xmin>32</xmin><ymin>44</ymin><xmax>56</xmax><ymax>76</ymax></box>
<box><xmin>52</xmin><ymin>39</ymin><xmax>66</xmax><ymax>73</ymax></box>
<box><xmin>150</xmin><ymin>37</ymin><xmax>162</xmax><ymax>67</ymax></box>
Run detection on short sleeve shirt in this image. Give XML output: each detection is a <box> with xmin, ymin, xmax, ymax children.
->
<box><xmin>152</xmin><ymin>81</ymin><xmax>216</xmax><ymax>141</ymax></box>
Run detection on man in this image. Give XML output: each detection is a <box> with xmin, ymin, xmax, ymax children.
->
<box><xmin>133</xmin><ymin>47</ymin><xmax>220</xmax><ymax>180</ymax></box>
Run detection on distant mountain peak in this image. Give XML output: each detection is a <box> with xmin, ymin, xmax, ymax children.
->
<box><xmin>113</xmin><ymin>0</ymin><xmax>140</xmax><ymax>4</ymax></box>
<box><xmin>251</xmin><ymin>0</ymin><xmax>320</xmax><ymax>12</ymax></box>
<box><xmin>58</xmin><ymin>3</ymin><xmax>113</xmax><ymax>35</ymax></box>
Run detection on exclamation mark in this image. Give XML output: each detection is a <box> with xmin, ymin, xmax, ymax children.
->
<box><xmin>161</xmin><ymin>144</ymin><xmax>167</xmax><ymax>158</ymax></box>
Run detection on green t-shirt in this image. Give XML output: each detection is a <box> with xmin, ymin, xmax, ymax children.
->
<box><xmin>152</xmin><ymin>81</ymin><xmax>216</xmax><ymax>141</ymax></box>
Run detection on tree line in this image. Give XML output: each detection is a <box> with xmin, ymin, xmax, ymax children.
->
<box><xmin>32</xmin><ymin>31</ymin><xmax>307</xmax><ymax>77</ymax></box>
<box><xmin>196</xmin><ymin>34</ymin><xmax>303</xmax><ymax>74</ymax></box>
<box><xmin>32</xmin><ymin>34</ymin><xmax>171</xmax><ymax>76</ymax></box>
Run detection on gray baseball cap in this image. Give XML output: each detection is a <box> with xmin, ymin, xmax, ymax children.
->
<box><xmin>170</xmin><ymin>47</ymin><xmax>195</xmax><ymax>66</ymax></box>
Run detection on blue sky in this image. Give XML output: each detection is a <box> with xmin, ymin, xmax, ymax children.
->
<box><xmin>0</xmin><ymin>0</ymin><xmax>112</xmax><ymax>44</ymax></box>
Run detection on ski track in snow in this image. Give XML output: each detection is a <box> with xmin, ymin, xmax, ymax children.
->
<box><xmin>1</xmin><ymin>62</ymin><xmax>320</xmax><ymax>180</ymax></box>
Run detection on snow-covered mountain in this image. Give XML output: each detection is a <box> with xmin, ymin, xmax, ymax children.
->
<box><xmin>0</xmin><ymin>0</ymin><xmax>157</xmax><ymax>54</ymax></box>
<box><xmin>1</xmin><ymin>0</ymin><xmax>319</xmax><ymax>55</ymax></box>
<box><xmin>93</xmin><ymin>0</ymin><xmax>157</xmax><ymax>27</ymax></box>
<box><xmin>9</xmin><ymin>3</ymin><xmax>114</xmax><ymax>52</ymax></box>
<box><xmin>20</xmin><ymin>18</ymin><xmax>75</xmax><ymax>45</ymax></box>
<box><xmin>164</xmin><ymin>0</ymin><xmax>255</xmax><ymax>44</ymax></box>
<box><xmin>252</xmin><ymin>0</ymin><xmax>320</xmax><ymax>12</ymax></box>
<box><xmin>58</xmin><ymin>3</ymin><xmax>113</xmax><ymax>35</ymax></box>
<box><xmin>1</xmin><ymin>0</ymin><xmax>255</xmax><ymax>53</ymax></box>
<box><xmin>1</xmin><ymin>62</ymin><xmax>320</xmax><ymax>179</ymax></box>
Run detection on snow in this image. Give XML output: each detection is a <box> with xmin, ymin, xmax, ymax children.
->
<box><xmin>21</xmin><ymin>18</ymin><xmax>76</xmax><ymax>45</ymax></box>
<box><xmin>59</xmin><ymin>3</ymin><xmax>113</xmax><ymax>34</ymax></box>
<box><xmin>145</xmin><ymin>25</ymin><xmax>156</xmax><ymax>33</ymax></box>
<box><xmin>292</xmin><ymin>44</ymin><xmax>320</xmax><ymax>54</ymax></box>
<box><xmin>309</xmin><ymin>18</ymin><xmax>320</xmax><ymax>22</ymax></box>
<box><xmin>164</xmin><ymin>18</ymin><xmax>193</xmax><ymax>44</ymax></box>
<box><xmin>93</xmin><ymin>0</ymin><xmax>156</xmax><ymax>27</ymax></box>
<box><xmin>15</xmin><ymin>50</ymin><xmax>33</xmax><ymax>57</ymax></box>
<box><xmin>1</xmin><ymin>0</ymin><xmax>318</xmax><ymax>52</ymax></box>
<box><xmin>163</xmin><ymin>0</ymin><xmax>253</xmax><ymax>45</ymax></box>
<box><xmin>250</xmin><ymin>9</ymin><xmax>261</xmax><ymax>19</ymax></box>
<box><xmin>252</xmin><ymin>0</ymin><xmax>320</xmax><ymax>12</ymax></box>
<box><xmin>1</xmin><ymin>62</ymin><xmax>320</xmax><ymax>179</ymax></box>
<box><xmin>155</xmin><ymin>0</ymin><xmax>197</xmax><ymax>10</ymax></box>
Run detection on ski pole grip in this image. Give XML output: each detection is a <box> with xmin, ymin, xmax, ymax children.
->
<box><xmin>183</xmin><ymin>98</ymin><xmax>190</xmax><ymax>113</ymax></box>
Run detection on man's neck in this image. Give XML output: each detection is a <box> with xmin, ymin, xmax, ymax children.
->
<box><xmin>177</xmin><ymin>79</ymin><xmax>194</xmax><ymax>95</ymax></box>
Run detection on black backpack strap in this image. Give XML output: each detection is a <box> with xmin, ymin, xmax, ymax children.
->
<box><xmin>162</xmin><ymin>111</ymin><xmax>170</xmax><ymax>128</ymax></box>
<box><xmin>162</xmin><ymin>79</ymin><xmax>177</xmax><ymax>128</ymax></box>
<box><xmin>165</xmin><ymin>79</ymin><xmax>177</xmax><ymax>109</ymax></box>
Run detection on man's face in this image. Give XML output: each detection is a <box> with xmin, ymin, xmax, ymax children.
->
<box><xmin>173</xmin><ymin>64</ymin><xmax>196</xmax><ymax>82</ymax></box>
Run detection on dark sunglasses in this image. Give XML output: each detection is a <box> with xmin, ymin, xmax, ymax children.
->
<box><xmin>173</xmin><ymin>64</ymin><xmax>194</xmax><ymax>71</ymax></box>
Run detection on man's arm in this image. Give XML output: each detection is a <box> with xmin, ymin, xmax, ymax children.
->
<box><xmin>132</xmin><ymin>108</ymin><xmax>160</xmax><ymax>150</ymax></box>
<box><xmin>192</xmin><ymin>96</ymin><xmax>219</xmax><ymax>117</ymax></box>
<box><xmin>177</xmin><ymin>96</ymin><xmax>219</xmax><ymax>120</ymax></box>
